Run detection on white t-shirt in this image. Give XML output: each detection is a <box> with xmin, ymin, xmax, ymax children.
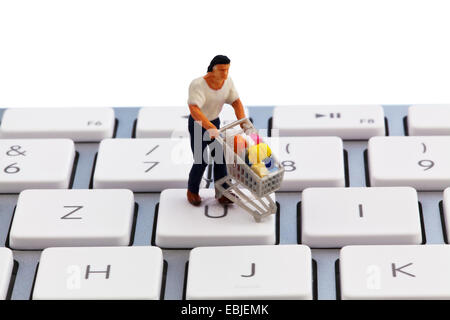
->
<box><xmin>187</xmin><ymin>76</ymin><xmax>239</xmax><ymax>120</ymax></box>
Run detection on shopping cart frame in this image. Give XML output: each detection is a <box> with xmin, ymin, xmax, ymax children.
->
<box><xmin>214</xmin><ymin>118</ymin><xmax>285</xmax><ymax>222</ymax></box>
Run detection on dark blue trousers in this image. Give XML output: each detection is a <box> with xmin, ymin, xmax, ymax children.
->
<box><xmin>188</xmin><ymin>115</ymin><xmax>228</xmax><ymax>194</ymax></box>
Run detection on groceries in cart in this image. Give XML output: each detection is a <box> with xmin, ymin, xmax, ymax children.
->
<box><xmin>216</xmin><ymin>117</ymin><xmax>285</xmax><ymax>221</ymax></box>
<box><xmin>232</xmin><ymin>132</ymin><xmax>280</xmax><ymax>178</ymax></box>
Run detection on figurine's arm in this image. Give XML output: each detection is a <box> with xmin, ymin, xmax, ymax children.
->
<box><xmin>231</xmin><ymin>98</ymin><xmax>252</xmax><ymax>131</ymax></box>
<box><xmin>231</xmin><ymin>98</ymin><xmax>246</xmax><ymax>120</ymax></box>
<box><xmin>189</xmin><ymin>104</ymin><xmax>220</xmax><ymax>138</ymax></box>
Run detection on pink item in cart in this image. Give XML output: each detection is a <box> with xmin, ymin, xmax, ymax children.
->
<box><xmin>249</xmin><ymin>133</ymin><xmax>262</xmax><ymax>144</ymax></box>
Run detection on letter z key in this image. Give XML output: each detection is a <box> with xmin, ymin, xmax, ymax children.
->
<box><xmin>9</xmin><ymin>189</ymin><xmax>135</xmax><ymax>249</ymax></box>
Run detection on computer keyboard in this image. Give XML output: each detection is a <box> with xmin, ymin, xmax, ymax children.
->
<box><xmin>0</xmin><ymin>105</ymin><xmax>449</xmax><ymax>300</ymax></box>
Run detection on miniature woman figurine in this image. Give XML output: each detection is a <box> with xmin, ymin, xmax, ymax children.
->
<box><xmin>187</xmin><ymin>55</ymin><xmax>248</xmax><ymax>206</ymax></box>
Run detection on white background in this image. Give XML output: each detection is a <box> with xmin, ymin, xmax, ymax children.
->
<box><xmin>0</xmin><ymin>0</ymin><xmax>449</xmax><ymax>108</ymax></box>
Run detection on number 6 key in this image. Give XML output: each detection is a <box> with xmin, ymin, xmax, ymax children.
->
<box><xmin>0</xmin><ymin>139</ymin><xmax>76</xmax><ymax>193</ymax></box>
<box><xmin>368</xmin><ymin>136</ymin><xmax>450</xmax><ymax>190</ymax></box>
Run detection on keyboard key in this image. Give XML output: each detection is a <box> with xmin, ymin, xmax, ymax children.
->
<box><xmin>186</xmin><ymin>245</ymin><xmax>312</xmax><ymax>300</ymax></box>
<box><xmin>136</xmin><ymin>107</ymin><xmax>190</xmax><ymax>138</ymax></box>
<box><xmin>439</xmin><ymin>187</ymin><xmax>450</xmax><ymax>242</ymax></box>
<box><xmin>0</xmin><ymin>139</ymin><xmax>75</xmax><ymax>193</ymax></box>
<box><xmin>408</xmin><ymin>105</ymin><xmax>450</xmax><ymax>135</ymax></box>
<box><xmin>301</xmin><ymin>187</ymin><xmax>422</xmax><ymax>248</ymax></box>
<box><xmin>9</xmin><ymin>189</ymin><xmax>135</xmax><ymax>250</ymax></box>
<box><xmin>272</xmin><ymin>105</ymin><xmax>385</xmax><ymax>139</ymax></box>
<box><xmin>220</xmin><ymin>105</ymin><xmax>250</xmax><ymax>126</ymax></box>
<box><xmin>0</xmin><ymin>248</ymin><xmax>14</xmax><ymax>300</ymax></box>
<box><xmin>368</xmin><ymin>136</ymin><xmax>450</xmax><ymax>190</ymax></box>
<box><xmin>136</xmin><ymin>106</ymin><xmax>249</xmax><ymax>138</ymax></box>
<box><xmin>0</xmin><ymin>108</ymin><xmax>115</xmax><ymax>141</ymax></box>
<box><xmin>339</xmin><ymin>245</ymin><xmax>450</xmax><ymax>300</ymax></box>
<box><xmin>155</xmin><ymin>189</ymin><xmax>276</xmax><ymax>248</ymax></box>
<box><xmin>93</xmin><ymin>138</ymin><xmax>201</xmax><ymax>192</ymax></box>
<box><xmin>32</xmin><ymin>246</ymin><xmax>164</xmax><ymax>300</ymax></box>
<box><xmin>267</xmin><ymin>137</ymin><xmax>345</xmax><ymax>191</ymax></box>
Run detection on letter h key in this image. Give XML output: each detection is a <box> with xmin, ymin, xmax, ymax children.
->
<box><xmin>32</xmin><ymin>246</ymin><xmax>164</xmax><ymax>300</ymax></box>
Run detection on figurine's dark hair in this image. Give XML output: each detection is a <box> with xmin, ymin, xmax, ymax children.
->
<box><xmin>207</xmin><ymin>55</ymin><xmax>230</xmax><ymax>72</ymax></box>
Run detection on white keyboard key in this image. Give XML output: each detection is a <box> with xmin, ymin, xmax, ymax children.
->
<box><xmin>408</xmin><ymin>105</ymin><xmax>450</xmax><ymax>135</ymax></box>
<box><xmin>32</xmin><ymin>246</ymin><xmax>163</xmax><ymax>300</ymax></box>
<box><xmin>220</xmin><ymin>105</ymin><xmax>250</xmax><ymax>126</ymax></box>
<box><xmin>301</xmin><ymin>187</ymin><xmax>422</xmax><ymax>248</ymax></box>
<box><xmin>272</xmin><ymin>105</ymin><xmax>385</xmax><ymax>139</ymax></box>
<box><xmin>267</xmin><ymin>137</ymin><xmax>345</xmax><ymax>191</ymax></box>
<box><xmin>136</xmin><ymin>106</ymin><xmax>190</xmax><ymax>138</ymax></box>
<box><xmin>93</xmin><ymin>138</ymin><xmax>200</xmax><ymax>192</ymax></box>
<box><xmin>340</xmin><ymin>245</ymin><xmax>450</xmax><ymax>300</ymax></box>
<box><xmin>439</xmin><ymin>187</ymin><xmax>450</xmax><ymax>242</ymax></box>
<box><xmin>0</xmin><ymin>108</ymin><xmax>115</xmax><ymax>141</ymax></box>
<box><xmin>0</xmin><ymin>248</ymin><xmax>14</xmax><ymax>300</ymax></box>
<box><xmin>186</xmin><ymin>245</ymin><xmax>312</xmax><ymax>300</ymax></box>
<box><xmin>136</xmin><ymin>106</ymin><xmax>249</xmax><ymax>138</ymax></box>
<box><xmin>155</xmin><ymin>189</ymin><xmax>276</xmax><ymax>248</ymax></box>
<box><xmin>368</xmin><ymin>136</ymin><xmax>450</xmax><ymax>190</ymax></box>
<box><xmin>9</xmin><ymin>189</ymin><xmax>135</xmax><ymax>250</ymax></box>
<box><xmin>0</xmin><ymin>139</ymin><xmax>75</xmax><ymax>193</ymax></box>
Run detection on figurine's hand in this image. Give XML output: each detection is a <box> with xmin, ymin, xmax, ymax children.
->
<box><xmin>240</xmin><ymin>121</ymin><xmax>255</xmax><ymax>135</ymax></box>
<box><xmin>207</xmin><ymin>128</ymin><xmax>220</xmax><ymax>140</ymax></box>
<box><xmin>239</xmin><ymin>122</ymin><xmax>249</xmax><ymax>130</ymax></box>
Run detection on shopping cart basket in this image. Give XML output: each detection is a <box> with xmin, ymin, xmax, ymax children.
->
<box><xmin>214</xmin><ymin>118</ymin><xmax>285</xmax><ymax>222</ymax></box>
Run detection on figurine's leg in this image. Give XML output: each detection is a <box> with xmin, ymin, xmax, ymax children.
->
<box><xmin>188</xmin><ymin>164</ymin><xmax>208</xmax><ymax>194</ymax></box>
<box><xmin>187</xmin><ymin>116</ymin><xmax>209</xmax><ymax>195</ymax></box>
<box><xmin>208</xmin><ymin>117</ymin><xmax>228</xmax><ymax>186</ymax></box>
<box><xmin>208</xmin><ymin>118</ymin><xmax>235</xmax><ymax>205</ymax></box>
<box><xmin>211</xmin><ymin>143</ymin><xmax>228</xmax><ymax>185</ymax></box>
<box><xmin>212</xmin><ymin>152</ymin><xmax>235</xmax><ymax>205</ymax></box>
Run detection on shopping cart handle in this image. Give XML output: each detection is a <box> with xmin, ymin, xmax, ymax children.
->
<box><xmin>218</xmin><ymin>117</ymin><xmax>253</xmax><ymax>133</ymax></box>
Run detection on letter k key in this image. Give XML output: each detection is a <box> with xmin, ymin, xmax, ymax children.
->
<box><xmin>391</xmin><ymin>262</ymin><xmax>416</xmax><ymax>278</ymax></box>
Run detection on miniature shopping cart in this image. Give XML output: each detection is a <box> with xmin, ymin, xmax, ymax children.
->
<box><xmin>214</xmin><ymin>118</ymin><xmax>285</xmax><ymax>222</ymax></box>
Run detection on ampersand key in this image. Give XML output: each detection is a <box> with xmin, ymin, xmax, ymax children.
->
<box><xmin>6</xmin><ymin>145</ymin><xmax>27</xmax><ymax>156</ymax></box>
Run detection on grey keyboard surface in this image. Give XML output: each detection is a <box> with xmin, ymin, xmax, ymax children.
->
<box><xmin>0</xmin><ymin>105</ymin><xmax>445</xmax><ymax>300</ymax></box>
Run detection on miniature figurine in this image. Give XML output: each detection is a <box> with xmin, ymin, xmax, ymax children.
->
<box><xmin>187</xmin><ymin>55</ymin><xmax>249</xmax><ymax>206</ymax></box>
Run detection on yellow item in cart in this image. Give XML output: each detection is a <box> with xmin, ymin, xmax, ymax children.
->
<box><xmin>247</xmin><ymin>143</ymin><xmax>272</xmax><ymax>165</ymax></box>
<box><xmin>251</xmin><ymin>162</ymin><xmax>269</xmax><ymax>178</ymax></box>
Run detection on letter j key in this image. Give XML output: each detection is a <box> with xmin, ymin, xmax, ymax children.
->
<box><xmin>186</xmin><ymin>245</ymin><xmax>313</xmax><ymax>300</ymax></box>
